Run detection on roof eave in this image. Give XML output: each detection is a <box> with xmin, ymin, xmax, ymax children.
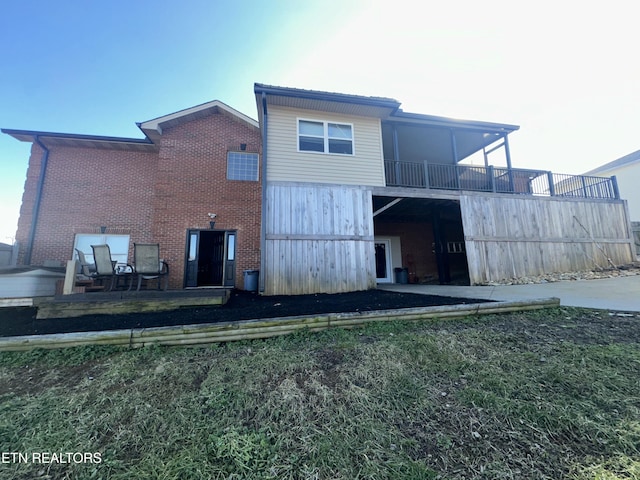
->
<box><xmin>1</xmin><ymin>128</ymin><xmax>154</xmax><ymax>145</ymax></box>
<box><xmin>254</xmin><ymin>83</ymin><xmax>401</xmax><ymax>110</ymax></box>
<box><xmin>137</xmin><ymin>100</ymin><xmax>258</xmax><ymax>141</ymax></box>
<box><xmin>389</xmin><ymin>111</ymin><xmax>520</xmax><ymax>133</ymax></box>
<box><xmin>254</xmin><ymin>83</ymin><xmax>402</xmax><ymax>119</ymax></box>
<box><xmin>1</xmin><ymin>128</ymin><xmax>157</xmax><ymax>152</ymax></box>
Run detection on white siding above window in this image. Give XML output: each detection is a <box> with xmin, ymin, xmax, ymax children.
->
<box><xmin>267</xmin><ymin>106</ymin><xmax>385</xmax><ymax>186</ymax></box>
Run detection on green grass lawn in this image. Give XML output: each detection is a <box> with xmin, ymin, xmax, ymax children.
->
<box><xmin>0</xmin><ymin>307</ymin><xmax>639</xmax><ymax>479</ymax></box>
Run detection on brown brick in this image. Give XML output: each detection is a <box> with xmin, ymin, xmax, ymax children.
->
<box><xmin>15</xmin><ymin>110</ymin><xmax>262</xmax><ymax>290</ymax></box>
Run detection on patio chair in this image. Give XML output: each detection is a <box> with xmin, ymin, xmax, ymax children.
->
<box><xmin>75</xmin><ymin>248</ymin><xmax>96</xmax><ymax>278</ymax></box>
<box><xmin>133</xmin><ymin>243</ymin><xmax>169</xmax><ymax>291</ymax></box>
<box><xmin>90</xmin><ymin>244</ymin><xmax>120</xmax><ymax>291</ymax></box>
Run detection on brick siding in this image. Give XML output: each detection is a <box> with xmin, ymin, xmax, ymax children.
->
<box><xmin>152</xmin><ymin>113</ymin><xmax>261</xmax><ymax>289</ymax></box>
<box><xmin>15</xmin><ymin>110</ymin><xmax>262</xmax><ymax>289</ymax></box>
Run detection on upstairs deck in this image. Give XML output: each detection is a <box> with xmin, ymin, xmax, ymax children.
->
<box><xmin>384</xmin><ymin>160</ymin><xmax>620</xmax><ymax>200</ymax></box>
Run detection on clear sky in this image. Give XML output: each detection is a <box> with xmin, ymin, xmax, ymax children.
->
<box><xmin>1</xmin><ymin>0</ymin><xmax>638</xmax><ymax>244</ymax></box>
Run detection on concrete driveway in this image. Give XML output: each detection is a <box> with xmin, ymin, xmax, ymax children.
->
<box><xmin>379</xmin><ymin>274</ymin><xmax>640</xmax><ymax>312</ymax></box>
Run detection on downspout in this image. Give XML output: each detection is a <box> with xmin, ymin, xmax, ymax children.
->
<box><xmin>25</xmin><ymin>136</ymin><xmax>50</xmax><ymax>265</ymax></box>
<box><xmin>259</xmin><ymin>92</ymin><xmax>268</xmax><ymax>293</ymax></box>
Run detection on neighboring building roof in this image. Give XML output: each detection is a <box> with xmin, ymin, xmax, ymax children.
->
<box><xmin>584</xmin><ymin>149</ymin><xmax>640</xmax><ymax>175</ymax></box>
<box><xmin>2</xmin><ymin>99</ymin><xmax>257</xmax><ymax>151</ymax></box>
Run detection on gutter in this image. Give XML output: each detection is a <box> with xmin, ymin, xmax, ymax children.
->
<box><xmin>2</xmin><ymin>128</ymin><xmax>154</xmax><ymax>145</ymax></box>
<box><xmin>259</xmin><ymin>92</ymin><xmax>268</xmax><ymax>293</ymax></box>
<box><xmin>25</xmin><ymin>136</ymin><xmax>50</xmax><ymax>265</ymax></box>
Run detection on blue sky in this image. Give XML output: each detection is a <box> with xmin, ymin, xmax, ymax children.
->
<box><xmin>1</xmin><ymin>0</ymin><xmax>638</xmax><ymax>244</ymax></box>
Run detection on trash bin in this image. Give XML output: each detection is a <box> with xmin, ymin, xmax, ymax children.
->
<box><xmin>394</xmin><ymin>267</ymin><xmax>408</xmax><ymax>284</ymax></box>
<box><xmin>243</xmin><ymin>269</ymin><xmax>259</xmax><ymax>292</ymax></box>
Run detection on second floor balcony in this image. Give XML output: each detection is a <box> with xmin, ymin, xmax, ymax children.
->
<box><xmin>383</xmin><ymin>159</ymin><xmax>620</xmax><ymax>200</ymax></box>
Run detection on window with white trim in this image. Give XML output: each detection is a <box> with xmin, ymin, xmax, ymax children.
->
<box><xmin>227</xmin><ymin>152</ymin><xmax>259</xmax><ymax>181</ymax></box>
<box><xmin>73</xmin><ymin>234</ymin><xmax>130</xmax><ymax>264</ymax></box>
<box><xmin>298</xmin><ymin>119</ymin><xmax>353</xmax><ymax>155</ymax></box>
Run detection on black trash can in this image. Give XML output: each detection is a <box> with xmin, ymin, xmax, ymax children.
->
<box><xmin>394</xmin><ymin>267</ymin><xmax>409</xmax><ymax>284</ymax></box>
<box><xmin>243</xmin><ymin>269</ymin><xmax>259</xmax><ymax>292</ymax></box>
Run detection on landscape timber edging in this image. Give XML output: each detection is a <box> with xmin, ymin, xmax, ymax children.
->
<box><xmin>0</xmin><ymin>297</ymin><xmax>561</xmax><ymax>352</ymax></box>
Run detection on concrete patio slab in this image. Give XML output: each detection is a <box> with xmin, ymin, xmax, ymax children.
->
<box><xmin>379</xmin><ymin>274</ymin><xmax>640</xmax><ymax>312</ymax></box>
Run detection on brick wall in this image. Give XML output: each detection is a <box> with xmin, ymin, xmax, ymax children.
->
<box><xmin>374</xmin><ymin>221</ymin><xmax>438</xmax><ymax>282</ymax></box>
<box><xmin>16</xmin><ymin>143</ymin><xmax>157</xmax><ymax>266</ymax></box>
<box><xmin>15</xmin><ymin>109</ymin><xmax>262</xmax><ymax>290</ymax></box>
<box><xmin>152</xmin><ymin>112</ymin><xmax>261</xmax><ymax>289</ymax></box>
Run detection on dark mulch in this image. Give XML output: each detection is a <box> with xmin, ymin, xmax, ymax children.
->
<box><xmin>0</xmin><ymin>289</ymin><xmax>491</xmax><ymax>338</ymax></box>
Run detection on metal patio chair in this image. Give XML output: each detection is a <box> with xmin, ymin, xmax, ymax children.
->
<box><xmin>133</xmin><ymin>243</ymin><xmax>169</xmax><ymax>291</ymax></box>
<box><xmin>75</xmin><ymin>248</ymin><xmax>96</xmax><ymax>278</ymax></box>
<box><xmin>90</xmin><ymin>244</ymin><xmax>134</xmax><ymax>291</ymax></box>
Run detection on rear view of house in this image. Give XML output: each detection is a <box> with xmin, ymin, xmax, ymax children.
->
<box><xmin>255</xmin><ymin>84</ymin><xmax>634</xmax><ymax>295</ymax></box>
<box><xmin>3</xmin><ymin>101</ymin><xmax>262</xmax><ymax>290</ymax></box>
<box><xmin>3</xmin><ymin>84</ymin><xmax>634</xmax><ymax>297</ymax></box>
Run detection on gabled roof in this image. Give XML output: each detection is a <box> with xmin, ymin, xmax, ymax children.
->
<box><xmin>138</xmin><ymin>100</ymin><xmax>259</xmax><ymax>143</ymax></box>
<box><xmin>584</xmin><ymin>149</ymin><xmax>640</xmax><ymax>175</ymax></box>
<box><xmin>3</xmin><ymin>99</ymin><xmax>257</xmax><ymax>151</ymax></box>
<box><xmin>255</xmin><ymin>83</ymin><xmax>401</xmax><ymax>119</ymax></box>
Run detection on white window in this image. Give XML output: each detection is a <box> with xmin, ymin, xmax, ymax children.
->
<box><xmin>227</xmin><ymin>152</ymin><xmax>259</xmax><ymax>181</ymax></box>
<box><xmin>298</xmin><ymin>119</ymin><xmax>353</xmax><ymax>155</ymax></box>
<box><xmin>73</xmin><ymin>234</ymin><xmax>130</xmax><ymax>265</ymax></box>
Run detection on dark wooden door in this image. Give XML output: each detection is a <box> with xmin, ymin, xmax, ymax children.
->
<box><xmin>184</xmin><ymin>230</ymin><xmax>236</xmax><ymax>287</ymax></box>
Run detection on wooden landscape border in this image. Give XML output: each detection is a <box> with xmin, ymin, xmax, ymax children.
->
<box><xmin>0</xmin><ymin>297</ymin><xmax>560</xmax><ymax>352</ymax></box>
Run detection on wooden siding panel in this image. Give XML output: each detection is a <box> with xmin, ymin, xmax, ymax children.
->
<box><xmin>461</xmin><ymin>194</ymin><xmax>635</xmax><ymax>284</ymax></box>
<box><xmin>265</xmin><ymin>183</ymin><xmax>376</xmax><ymax>295</ymax></box>
<box><xmin>267</xmin><ymin>106</ymin><xmax>385</xmax><ymax>186</ymax></box>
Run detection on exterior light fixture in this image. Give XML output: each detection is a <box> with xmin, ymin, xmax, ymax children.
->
<box><xmin>208</xmin><ymin>213</ymin><xmax>217</xmax><ymax>229</ymax></box>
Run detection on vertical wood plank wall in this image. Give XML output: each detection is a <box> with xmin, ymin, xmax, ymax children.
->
<box><xmin>264</xmin><ymin>183</ymin><xmax>376</xmax><ymax>295</ymax></box>
<box><xmin>460</xmin><ymin>194</ymin><xmax>635</xmax><ymax>284</ymax></box>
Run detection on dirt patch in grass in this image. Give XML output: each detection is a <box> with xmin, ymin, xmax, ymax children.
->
<box><xmin>0</xmin><ymin>289</ymin><xmax>490</xmax><ymax>337</ymax></box>
<box><xmin>0</xmin><ymin>361</ymin><xmax>105</xmax><ymax>398</ymax></box>
<box><xmin>439</xmin><ymin>308</ymin><xmax>640</xmax><ymax>345</ymax></box>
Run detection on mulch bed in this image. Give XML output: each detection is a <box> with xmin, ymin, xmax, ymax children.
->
<box><xmin>0</xmin><ymin>289</ymin><xmax>491</xmax><ymax>338</ymax></box>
